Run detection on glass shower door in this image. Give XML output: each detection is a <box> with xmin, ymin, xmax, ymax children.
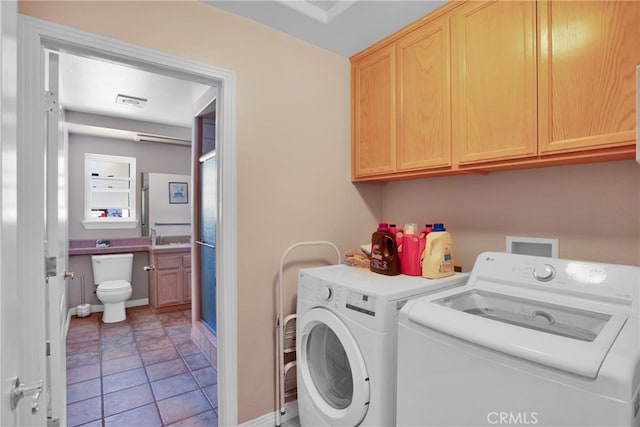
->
<box><xmin>198</xmin><ymin>154</ymin><xmax>217</xmax><ymax>333</ymax></box>
<box><xmin>197</xmin><ymin>113</ymin><xmax>218</xmax><ymax>333</ymax></box>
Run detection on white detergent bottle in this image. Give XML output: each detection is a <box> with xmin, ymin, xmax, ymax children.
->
<box><xmin>422</xmin><ymin>223</ymin><xmax>455</xmax><ymax>279</ymax></box>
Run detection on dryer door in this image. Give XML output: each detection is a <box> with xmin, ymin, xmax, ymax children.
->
<box><xmin>298</xmin><ymin>307</ymin><xmax>370</xmax><ymax>426</ymax></box>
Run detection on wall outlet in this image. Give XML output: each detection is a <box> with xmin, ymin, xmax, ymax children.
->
<box><xmin>506</xmin><ymin>236</ymin><xmax>558</xmax><ymax>258</ymax></box>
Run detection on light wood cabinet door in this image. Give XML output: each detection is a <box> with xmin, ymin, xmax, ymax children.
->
<box><xmin>352</xmin><ymin>45</ymin><xmax>396</xmax><ymax>179</ymax></box>
<box><xmin>183</xmin><ymin>267</ymin><xmax>191</xmax><ymax>303</ymax></box>
<box><xmin>452</xmin><ymin>0</ymin><xmax>537</xmax><ymax>164</ymax></box>
<box><xmin>538</xmin><ymin>1</ymin><xmax>640</xmax><ymax>154</ymax></box>
<box><xmin>397</xmin><ymin>15</ymin><xmax>452</xmax><ymax>171</ymax></box>
<box><xmin>156</xmin><ymin>268</ymin><xmax>182</xmax><ymax>306</ymax></box>
<box><xmin>150</xmin><ymin>252</ymin><xmax>191</xmax><ymax>310</ymax></box>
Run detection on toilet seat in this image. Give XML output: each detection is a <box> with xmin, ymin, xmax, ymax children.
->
<box><xmin>98</xmin><ymin>280</ymin><xmax>131</xmax><ymax>292</ymax></box>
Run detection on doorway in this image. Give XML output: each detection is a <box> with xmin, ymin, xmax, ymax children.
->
<box><xmin>19</xmin><ymin>16</ymin><xmax>238</xmax><ymax>426</ymax></box>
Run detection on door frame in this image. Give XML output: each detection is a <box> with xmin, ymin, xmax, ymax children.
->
<box><xmin>18</xmin><ymin>16</ymin><xmax>238</xmax><ymax>426</ymax></box>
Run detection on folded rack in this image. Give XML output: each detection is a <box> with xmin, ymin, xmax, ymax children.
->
<box><xmin>275</xmin><ymin>241</ymin><xmax>341</xmax><ymax>427</ymax></box>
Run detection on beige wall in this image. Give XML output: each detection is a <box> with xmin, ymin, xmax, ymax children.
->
<box><xmin>19</xmin><ymin>1</ymin><xmax>381</xmax><ymax>422</ymax></box>
<box><xmin>383</xmin><ymin>160</ymin><xmax>640</xmax><ymax>270</ymax></box>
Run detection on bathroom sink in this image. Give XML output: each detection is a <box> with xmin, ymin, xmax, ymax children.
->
<box><xmin>151</xmin><ymin>242</ymin><xmax>192</xmax><ymax>249</ymax></box>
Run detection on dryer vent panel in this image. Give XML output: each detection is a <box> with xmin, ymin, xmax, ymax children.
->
<box><xmin>506</xmin><ymin>236</ymin><xmax>558</xmax><ymax>258</ymax></box>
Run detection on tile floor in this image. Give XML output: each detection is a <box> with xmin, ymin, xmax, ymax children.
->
<box><xmin>66</xmin><ymin>307</ymin><xmax>218</xmax><ymax>426</ymax></box>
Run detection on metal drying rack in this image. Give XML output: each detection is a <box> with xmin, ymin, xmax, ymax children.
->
<box><xmin>275</xmin><ymin>241</ymin><xmax>341</xmax><ymax>427</ymax></box>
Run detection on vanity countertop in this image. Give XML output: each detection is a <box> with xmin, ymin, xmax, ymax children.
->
<box><xmin>69</xmin><ymin>238</ymin><xmax>192</xmax><ymax>256</ymax></box>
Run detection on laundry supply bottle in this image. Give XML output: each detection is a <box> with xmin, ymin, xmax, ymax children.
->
<box><xmin>418</xmin><ymin>224</ymin><xmax>432</xmax><ymax>262</ymax></box>
<box><xmin>370</xmin><ymin>223</ymin><xmax>400</xmax><ymax>276</ymax></box>
<box><xmin>393</xmin><ymin>225</ymin><xmax>404</xmax><ymax>270</ymax></box>
<box><xmin>422</xmin><ymin>223</ymin><xmax>455</xmax><ymax>279</ymax></box>
<box><xmin>401</xmin><ymin>223</ymin><xmax>421</xmax><ymax>276</ymax></box>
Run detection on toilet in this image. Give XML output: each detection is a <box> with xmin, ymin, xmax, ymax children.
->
<box><xmin>91</xmin><ymin>253</ymin><xmax>134</xmax><ymax>323</ymax></box>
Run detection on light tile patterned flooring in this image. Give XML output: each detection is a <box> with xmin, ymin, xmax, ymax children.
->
<box><xmin>66</xmin><ymin>307</ymin><xmax>218</xmax><ymax>426</ymax></box>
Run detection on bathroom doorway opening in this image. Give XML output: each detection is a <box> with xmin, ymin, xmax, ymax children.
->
<box><xmin>20</xmin><ymin>16</ymin><xmax>238</xmax><ymax>426</ymax></box>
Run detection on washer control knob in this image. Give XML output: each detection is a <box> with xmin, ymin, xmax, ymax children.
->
<box><xmin>319</xmin><ymin>285</ymin><xmax>333</xmax><ymax>301</ymax></box>
<box><xmin>533</xmin><ymin>264</ymin><xmax>555</xmax><ymax>282</ymax></box>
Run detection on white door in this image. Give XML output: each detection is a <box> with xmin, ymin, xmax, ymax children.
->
<box><xmin>44</xmin><ymin>50</ymin><xmax>69</xmax><ymax>426</ymax></box>
<box><xmin>2</xmin><ymin>3</ymin><xmax>49</xmax><ymax>425</ymax></box>
<box><xmin>0</xmin><ymin>1</ymin><xmax>25</xmax><ymax>425</ymax></box>
<box><xmin>297</xmin><ymin>308</ymin><xmax>370</xmax><ymax>426</ymax></box>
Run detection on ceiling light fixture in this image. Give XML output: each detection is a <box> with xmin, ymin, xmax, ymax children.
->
<box><xmin>115</xmin><ymin>94</ymin><xmax>148</xmax><ymax>108</ymax></box>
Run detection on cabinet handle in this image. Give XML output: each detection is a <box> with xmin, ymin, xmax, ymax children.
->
<box><xmin>144</xmin><ymin>265</ymin><xmax>155</xmax><ymax>271</ymax></box>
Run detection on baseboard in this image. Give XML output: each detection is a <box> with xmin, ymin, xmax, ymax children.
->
<box><xmin>239</xmin><ymin>402</ymin><xmax>298</xmax><ymax>427</ymax></box>
<box><xmin>68</xmin><ymin>298</ymin><xmax>149</xmax><ymax>315</ymax></box>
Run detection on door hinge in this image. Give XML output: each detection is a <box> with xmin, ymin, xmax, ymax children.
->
<box><xmin>44</xmin><ymin>91</ymin><xmax>58</xmax><ymax>112</ymax></box>
<box><xmin>46</xmin><ymin>340</ymin><xmax>51</xmax><ymax>357</ymax></box>
<box><xmin>45</xmin><ymin>256</ymin><xmax>57</xmax><ymax>278</ymax></box>
<box><xmin>47</xmin><ymin>418</ymin><xmax>60</xmax><ymax>427</ymax></box>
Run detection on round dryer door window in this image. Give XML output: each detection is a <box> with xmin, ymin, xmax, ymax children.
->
<box><xmin>298</xmin><ymin>307</ymin><xmax>370</xmax><ymax>426</ymax></box>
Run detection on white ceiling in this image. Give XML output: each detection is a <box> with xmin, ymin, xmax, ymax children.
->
<box><xmin>59</xmin><ymin>53</ymin><xmax>212</xmax><ymax>129</ymax></box>
<box><xmin>204</xmin><ymin>0</ymin><xmax>446</xmax><ymax>57</ymax></box>
<box><xmin>59</xmin><ymin>1</ymin><xmax>443</xmax><ymax>142</ymax></box>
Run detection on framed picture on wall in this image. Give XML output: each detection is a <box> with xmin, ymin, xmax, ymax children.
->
<box><xmin>169</xmin><ymin>182</ymin><xmax>188</xmax><ymax>204</ymax></box>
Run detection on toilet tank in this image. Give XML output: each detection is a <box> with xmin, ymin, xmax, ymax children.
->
<box><xmin>91</xmin><ymin>253</ymin><xmax>134</xmax><ymax>284</ymax></box>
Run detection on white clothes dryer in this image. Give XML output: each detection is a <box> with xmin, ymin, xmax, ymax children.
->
<box><xmin>397</xmin><ymin>252</ymin><xmax>640</xmax><ymax>427</ymax></box>
<box><xmin>296</xmin><ymin>264</ymin><xmax>469</xmax><ymax>426</ymax></box>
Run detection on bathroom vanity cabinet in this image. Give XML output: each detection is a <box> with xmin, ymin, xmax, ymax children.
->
<box><xmin>148</xmin><ymin>249</ymin><xmax>192</xmax><ymax>312</ymax></box>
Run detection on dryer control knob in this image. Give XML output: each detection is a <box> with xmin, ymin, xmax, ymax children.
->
<box><xmin>533</xmin><ymin>264</ymin><xmax>555</xmax><ymax>282</ymax></box>
<box><xmin>319</xmin><ymin>286</ymin><xmax>333</xmax><ymax>301</ymax></box>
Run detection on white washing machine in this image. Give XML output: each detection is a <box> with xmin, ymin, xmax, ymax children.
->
<box><xmin>397</xmin><ymin>252</ymin><xmax>640</xmax><ymax>426</ymax></box>
<box><xmin>296</xmin><ymin>264</ymin><xmax>469</xmax><ymax>426</ymax></box>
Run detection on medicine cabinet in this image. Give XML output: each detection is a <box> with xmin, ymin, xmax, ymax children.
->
<box><xmin>82</xmin><ymin>153</ymin><xmax>138</xmax><ymax>229</ymax></box>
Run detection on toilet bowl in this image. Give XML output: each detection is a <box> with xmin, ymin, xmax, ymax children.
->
<box><xmin>96</xmin><ymin>280</ymin><xmax>133</xmax><ymax>323</ymax></box>
<box><xmin>91</xmin><ymin>253</ymin><xmax>134</xmax><ymax>323</ymax></box>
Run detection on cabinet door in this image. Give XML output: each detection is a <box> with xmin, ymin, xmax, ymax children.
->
<box><xmin>156</xmin><ymin>268</ymin><xmax>182</xmax><ymax>306</ymax></box>
<box><xmin>352</xmin><ymin>45</ymin><xmax>396</xmax><ymax>179</ymax></box>
<box><xmin>183</xmin><ymin>268</ymin><xmax>191</xmax><ymax>303</ymax></box>
<box><xmin>397</xmin><ymin>15</ymin><xmax>452</xmax><ymax>171</ymax></box>
<box><xmin>538</xmin><ymin>1</ymin><xmax>640</xmax><ymax>154</ymax></box>
<box><xmin>452</xmin><ymin>0</ymin><xmax>537</xmax><ymax>164</ymax></box>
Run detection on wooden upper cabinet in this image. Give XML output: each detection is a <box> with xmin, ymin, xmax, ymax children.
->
<box><xmin>538</xmin><ymin>1</ymin><xmax>640</xmax><ymax>155</ymax></box>
<box><xmin>452</xmin><ymin>0</ymin><xmax>538</xmax><ymax>164</ymax></box>
<box><xmin>397</xmin><ymin>15</ymin><xmax>452</xmax><ymax>171</ymax></box>
<box><xmin>351</xmin><ymin>45</ymin><xmax>396</xmax><ymax>179</ymax></box>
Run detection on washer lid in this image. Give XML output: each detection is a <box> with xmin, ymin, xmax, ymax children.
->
<box><xmin>297</xmin><ymin>307</ymin><xmax>370</xmax><ymax>426</ymax></box>
<box><xmin>98</xmin><ymin>280</ymin><xmax>130</xmax><ymax>291</ymax></box>
<box><xmin>407</xmin><ymin>291</ymin><xmax>627</xmax><ymax>378</ymax></box>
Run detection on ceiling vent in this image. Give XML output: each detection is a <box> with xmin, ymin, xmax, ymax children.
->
<box><xmin>115</xmin><ymin>94</ymin><xmax>148</xmax><ymax>108</ymax></box>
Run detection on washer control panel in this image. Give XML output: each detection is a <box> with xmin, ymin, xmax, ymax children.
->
<box><xmin>533</xmin><ymin>263</ymin><xmax>555</xmax><ymax>282</ymax></box>
<box><xmin>346</xmin><ymin>291</ymin><xmax>377</xmax><ymax>317</ymax></box>
<box><xmin>316</xmin><ymin>284</ymin><xmax>333</xmax><ymax>301</ymax></box>
<box><xmin>475</xmin><ymin>252</ymin><xmax>637</xmax><ymax>306</ymax></box>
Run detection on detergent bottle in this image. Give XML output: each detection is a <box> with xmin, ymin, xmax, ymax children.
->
<box><xmin>401</xmin><ymin>223</ymin><xmax>421</xmax><ymax>276</ymax></box>
<box><xmin>422</xmin><ymin>223</ymin><xmax>455</xmax><ymax>279</ymax></box>
<box><xmin>370</xmin><ymin>223</ymin><xmax>400</xmax><ymax>276</ymax></box>
<box><xmin>418</xmin><ymin>224</ymin><xmax>433</xmax><ymax>262</ymax></box>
